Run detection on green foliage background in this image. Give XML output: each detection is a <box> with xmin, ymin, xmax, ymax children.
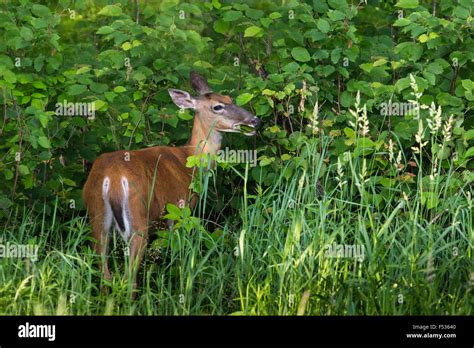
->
<box><xmin>0</xmin><ymin>0</ymin><xmax>473</xmax><ymax>217</ymax></box>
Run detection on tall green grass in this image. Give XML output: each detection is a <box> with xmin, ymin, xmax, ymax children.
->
<box><xmin>0</xmin><ymin>140</ymin><xmax>472</xmax><ymax>315</ymax></box>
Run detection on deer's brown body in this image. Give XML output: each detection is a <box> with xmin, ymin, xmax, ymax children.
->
<box><xmin>83</xmin><ymin>72</ymin><xmax>260</xmax><ymax>293</ymax></box>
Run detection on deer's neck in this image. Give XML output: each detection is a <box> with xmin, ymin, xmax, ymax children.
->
<box><xmin>187</xmin><ymin>113</ymin><xmax>222</xmax><ymax>155</ymax></box>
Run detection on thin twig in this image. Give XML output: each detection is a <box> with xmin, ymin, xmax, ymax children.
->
<box><xmin>135</xmin><ymin>0</ymin><xmax>139</xmax><ymax>24</ymax></box>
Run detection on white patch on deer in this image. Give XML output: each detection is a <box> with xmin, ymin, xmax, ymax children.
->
<box><xmin>120</xmin><ymin>176</ymin><xmax>132</xmax><ymax>241</ymax></box>
<box><xmin>102</xmin><ymin>176</ymin><xmax>113</xmax><ymax>233</ymax></box>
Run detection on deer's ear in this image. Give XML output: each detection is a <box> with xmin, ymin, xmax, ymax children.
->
<box><xmin>190</xmin><ymin>72</ymin><xmax>212</xmax><ymax>95</ymax></box>
<box><xmin>168</xmin><ymin>89</ymin><xmax>195</xmax><ymax>109</ymax></box>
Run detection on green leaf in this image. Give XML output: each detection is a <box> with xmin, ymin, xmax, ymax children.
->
<box><xmin>18</xmin><ymin>165</ymin><xmax>30</xmax><ymax>175</ymax></box>
<box><xmin>1</xmin><ymin>69</ymin><xmax>16</xmax><ymax>84</ymax></box>
<box><xmin>94</xmin><ymin>100</ymin><xmax>106</xmax><ymax>111</ymax></box>
<box><xmin>193</xmin><ymin>60</ymin><xmax>213</xmax><ymax>69</ymax></box>
<box><xmin>34</xmin><ymin>57</ymin><xmax>44</xmax><ymax>72</ymax></box>
<box><xmin>436</xmin><ymin>93</ymin><xmax>462</xmax><ymax>107</ymax></box>
<box><xmin>282</xmin><ymin>62</ymin><xmax>300</xmax><ymax>73</ymax></box>
<box><xmin>31</xmin><ymin>18</ymin><xmax>48</xmax><ymax>29</ymax></box>
<box><xmin>244</xmin><ymin>26</ymin><xmax>262</xmax><ymax>37</ymax></box>
<box><xmin>344</xmin><ymin>127</ymin><xmax>356</xmax><ymax>145</ymax></box>
<box><xmin>132</xmin><ymin>71</ymin><xmax>146</xmax><ymax>81</ymax></box>
<box><xmin>269</xmin><ymin>12</ymin><xmax>282</xmax><ymax>19</ymax></box>
<box><xmin>421</xmin><ymin>192</ymin><xmax>439</xmax><ymax>209</ymax></box>
<box><xmin>317</xmin><ymin>19</ymin><xmax>330</xmax><ymax>33</ymax></box>
<box><xmin>0</xmin><ymin>56</ymin><xmax>13</xmax><ymax>69</ymax></box>
<box><xmin>328</xmin><ymin>0</ymin><xmax>348</xmax><ymax>10</ymax></box>
<box><xmin>464</xmin><ymin>147</ymin><xmax>474</xmax><ymax>158</ymax></box>
<box><xmin>113</xmin><ymin>86</ymin><xmax>126</xmax><ymax>93</ymax></box>
<box><xmin>98</xmin><ymin>5</ymin><xmax>122</xmax><ymax>16</ymax></box>
<box><xmin>105</xmin><ymin>91</ymin><xmax>117</xmax><ymax>102</ymax></box>
<box><xmin>90</xmin><ymin>82</ymin><xmax>108</xmax><ymax>93</ymax></box>
<box><xmin>328</xmin><ymin>10</ymin><xmax>345</xmax><ymax>21</ymax></box>
<box><xmin>38</xmin><ymin>136</ymin><xmax>51</xmax><ymax>149</ymax></box>
<box><xmin>380</xmin><ymin>178</ymin><xmax>396</xmax><ymax>188</ymax></box>
<box><xmin>260</xmin><ymin>17</ymin><xmax>272</xmax><ymax>28</ymax></box>
<box><xmin>464</xmin><ymin>129</ymin><xmax>474</xmax><ymax>141</ymax></box>
<box><xmin>62</xmin><ymin>178</ymin><xmax>76</xmax><ymax>187</ymax></box>
<box><xmin>245</xmin><ymin>9</ymin><xmax>264</xmax><ymax>20</ymax></box>
<box><xmin>20</xmin><ymin>27</ymin><xmax>34</xmax><ymax>41</ymax></box>
<box><xmin>38</xmin><ymin>113</ymin><xmax>49</xmax><ymax>128</ymax></box>
<box><xmin>373</xmin><ymin>58</ymin><xmax>388</xmax><ymax>67</ymax></box>
<box><xmin>395</xmin><ymin>0</ymin><xmax>419</xmax><ymax>9</ymax></box>
<box><xmin>291</xmin><ymin>47</ymin><xmax>311</xmax><ymax>62</ymax></box>
<box><xmin>321</xmin><ymin>65</ymin><xmax>335</xmax><ymax>76</ymax></box>
<box><xmin>259</xmin><ymin>156</ymin><xmax>275</xmax><ymax>166</ymax></box>
<box><xmin>340</xmin><ymin>91</ymin><xmax>352</xmax><ymax>108</ymax></box>
<box><xmin>354</xmin><ymin>138</ymin><xmax>375</xmax><ymax>157</ymax></box>
<box><xmin>331</xmin><ymin>48</ymin><xmax>341</xmax><ymax>64</ymax></box>
<box><xmin>395</xmin><ymin>77</ymin><xmax>411</xmax><ymax>92</ymax></box>
<box><xmin>453</xmin><ymin>6</ymin><xmax>469</xmax><ymax>19</ymax></box>
<box><xmin>38</xmin><ymin>151</ymin><xmax>51</xmax><ymax>161</ymax></box>
<box><xmin>165</xmin><ymin>203</ymin><xmax>182</xmax><ymax>220</ymax></box>
<box><xmin>422</xmin><ymin>71</ymin><xmax>435</xmax><ymax>85</ymax></box>
<box><xmin>360</xmin><ymin>62</ymin><xmax>373</xmax><ymax>73</ymax></box>
<box><xmin>304</xmin><ymin>29</ymin><xmax>326</xmax><ymax>42</ymax></box>
<box><xmin>121</xmin><ymin>42</ymin><xmax>132</xmax><ymax>51</ymax></box>
<box><xmin>426</xmin><ymin>62</ymin><xmax>444</xmax><ymax>75</ymax></box>
<box><xmin>177</xmin><ymin>110</ymin><xmax>193</xmax><ymax>121</ymax></box>
<box><xmin>211</xmin><ymin>229</ymin><xmax>224</xmax><ymax>241</ymax></box>
<box><xmin>222</xmin><ymin>10</ymin><xmax>242</xmax><ymax>21</ymax></box>
<box><xmin>76</xmin><ymin>66</ymin><xmax>91</xmax><ymax>74</ymax></box>
<box><xmin>4</xmin><ymin>169</ymin><xmax>13</xmax><ymax>181</ymax></box>
<box><xmin>133</xmin><ymin>91</ymin><xmax>143</xmax><ymax>101</ymax></box>
<box><xmin>236</xmin><ymin>93</ymin><xmax>254</xmax><ymax>105</ymax></box>
<box><xmin>68</xmin><ymin>84</ymin><xmax>87</xmax><ymax>96</ymax></box>
<box><xmin>31</xmin><ymin>4</ymin><xmax>51</xmax><ymax>17</ymax></box>
<box><xmin>33</xmin><ymin>81</ymin><xmax>47</xmax><ymax>90</ymax></box>
<box><xmin>213</xmin><ymin>19</ymin><xmax>229</xmax><ymax>34</ymax></box>
<box><xmin>163</xmin><ymin>115</ymin><xmax>178</xmax><ymax>128</ymax></box>
<box><xmin>461</xmin><ymin>79</ymin><xmax>473</xmax><ymax>91</ymax></box>
<box><xmin>418</xmin><ymin>34</ymin><xmax>429</xmax><ymax>43</ymax></box>
<box><xmin>393</xmin><ymin>18</ymin><xmax>411</xmax><ymax>26</ymax></box>
<box><xmin>465</xmin><ymin>90</ymin><xmax>474</xmax><ymax>101</ymax></box>
<box><xmin>97</xmin><ymin>26</ymin><xmax>115</xmax><ymax>35</ymax></box>
<box><xmin>0</xmin><ymin>195</ymin><xmax>13</xmax><ymax>210</ymax></box>
<box><xmin>395</xmin><ymin>42</ymin><xmax>423</xmax><ymax>62</ymax></box>
<box><xmin>357</xmin><ymin>138</ymin><xmax>375</xmax><ymax>148</ymax></box>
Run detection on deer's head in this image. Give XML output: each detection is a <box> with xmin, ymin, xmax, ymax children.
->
<box><xmin>168</xmin><ymin>72</ymin><xmax>261</xmax><ymax>136</ymax></box>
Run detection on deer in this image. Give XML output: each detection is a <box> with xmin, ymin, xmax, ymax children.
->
<box><xmin>83</xmin><ymin>72</ymin><xmax>261</xmax><ymax>295</ymax></box>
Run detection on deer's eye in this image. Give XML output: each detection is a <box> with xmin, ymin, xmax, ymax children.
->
<box><xmin>213</xmin><ymin>104</ymin><xmax>224</xmax><ymax>112</ymax></box>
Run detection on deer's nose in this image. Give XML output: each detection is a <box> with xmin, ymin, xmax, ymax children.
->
<box><xmin>251</xmin><ymin>117</ymin><xmax>261</xmax><ymax>128</ymax></box>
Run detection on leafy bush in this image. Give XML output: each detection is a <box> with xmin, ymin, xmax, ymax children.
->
<box><xmin>0</xmin><ymin>0</ymin><xmax>472</xmax><ymax>219</ymax></box>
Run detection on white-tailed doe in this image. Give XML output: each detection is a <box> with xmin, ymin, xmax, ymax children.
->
<box><xmin>83</xmin><ymin>72</ymin><xmax>261</xmax><ymax>295</ymax></box>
